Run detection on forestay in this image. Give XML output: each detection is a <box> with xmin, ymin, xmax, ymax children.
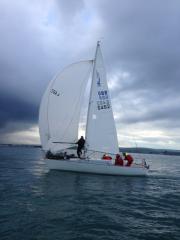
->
<box><xmin>39</xmin><ymin>61</ymin><xmax>93</xmax><ymax>153</ymax></box>
<box><xmin>85</xmin><ymin>42</ymin><xmax>119</xmax><ymax>155</ymax></box>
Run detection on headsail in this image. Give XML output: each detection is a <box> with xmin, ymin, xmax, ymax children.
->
<box><xmin>85</xmin><ymin>42</ymin><xmax>119</xmax><ymax>154</ymax></box>
<box><xmin>39</xmin><ymin>60</ymin><xmax>93</xmax><ymax>152</ymax></box>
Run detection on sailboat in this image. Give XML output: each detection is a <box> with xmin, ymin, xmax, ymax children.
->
<box><xmin>39</xmin><ymin>42</ymin><xmax>149</xmax><ymax>176</ymax></box>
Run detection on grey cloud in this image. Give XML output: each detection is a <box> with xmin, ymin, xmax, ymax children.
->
<box><xmin>0</xmin><ymin>0</ymin><xmax>180</xmax><ymax>148</ymax></box>
<box><xmin>56</xmin><ymin>0</ymin><xmax>84</xmax><ymax>20</ymax></box>
<box><xmin>96</xmin><ymin>0</ymin><xmax>180</xmax><ymax>91</ymax></box>
<box><xmin>0</xmin><ymin>91</ymin><xmax>38</xmax><ymax>128</ymax></box>
<box><xmin>120</xmin><ymin>104</ymin><xmax>180</xmax><ymax>125</ymax></box>
<box><xmin>0</xmin><ymin>0</ymin><xmax>90</xmax><ymax>144</ymax></box>
<box><xmin>94</xmin><ymin>0</ymin><xmax>180</xmax><ymax>140</ymax></box>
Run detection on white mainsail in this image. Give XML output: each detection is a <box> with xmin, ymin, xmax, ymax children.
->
<box><xmin>85</xmin><ymin>42</ymin><xmax>119</xmax><ymax>155</ymax></box>
<box><xmin>39</xmin><ymin>60</ymin><xmax>93</xmax><ymax>152</ymax></box>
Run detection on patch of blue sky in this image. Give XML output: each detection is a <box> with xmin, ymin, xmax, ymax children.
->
<box><xmin>43</xmin><ymin>8</ymin><xmax>59</xmax><ymax>27</ymax></box>
<box><xmin>79</xmin><ymin>9</ymin><xmax>96</xmax><ymax>26</ymax></box>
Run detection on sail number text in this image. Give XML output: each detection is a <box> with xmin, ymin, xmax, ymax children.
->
<box><xmin>50</xmin><ymin>89</ymin><xmax>60</xmax><ymax>96</ymax></box>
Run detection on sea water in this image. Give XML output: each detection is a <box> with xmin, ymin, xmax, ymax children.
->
<box><xmin>0</xmin><ymin>146</ymin><xmax>180</xmax><ymax>240</ymax></box>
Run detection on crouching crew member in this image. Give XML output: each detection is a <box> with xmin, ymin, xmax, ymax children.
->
<box><xmin>123</xmin><ymin>153</ymin><xmax>134</xmax><ymax>166</ymax></box>
<box><xmin>115</xmin><ymin>154</ymin><xmax>124</xmax><ymax>166</ymax></box>
<box><xmin>102</xmin><ymin>154</ymin><xmax>112</xmax><ymax>160</ymax></box>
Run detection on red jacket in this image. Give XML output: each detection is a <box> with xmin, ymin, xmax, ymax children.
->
<box><xmin>102</xmin><ymin>155</ymin><xmax>112</xmax><ymax>160</ymax></box>
<box><xmin>115</xmin><ymin>155</ymin><xmax>124</xmax><ymax>166</ymax></box>
<box><xmin>124</xmin><ymin>154</ymin><xmax>134</xmax><ymax>166</ymax></box>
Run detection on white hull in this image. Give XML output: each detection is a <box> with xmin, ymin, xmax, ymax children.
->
<box><xmin>45</xmin><ymin>158</ymin><xmax>148</xmax><ymax>176</ymax></box>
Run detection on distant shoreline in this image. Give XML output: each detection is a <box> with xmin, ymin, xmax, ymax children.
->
<box><xmin>0</xmin><ymin>144</ymin><xmax>41</xmax><ymax>148</ymax></box>
<box><xmin>0</xmin><ymin>144</ymin><xmax>180</xmax><ymax>156</ymax></box>
<box><xmin>119</xmin><ymin>147</ymin><xmax>180</xmax><ymax>156</ymax></box>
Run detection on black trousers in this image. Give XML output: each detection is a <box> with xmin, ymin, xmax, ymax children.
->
<box><xmin>77</xmin><ymin>146</ymin><xmax>83</xmax><ymax>158</ymax></box>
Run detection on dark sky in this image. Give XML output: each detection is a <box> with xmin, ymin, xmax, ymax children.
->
<box><xmin>0</xmin><ymin>0</ymin><xmax>180</xmax><ymax>149</ymax></box>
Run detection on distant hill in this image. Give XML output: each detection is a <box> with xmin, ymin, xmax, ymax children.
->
<box><xmin>0</xmin><ymin>144</ymin><xmax>41</xmax><ymax>148</ymax></box>
<box><xmin>119</xmin><ymin>147</ymin><xmax>180</xmax><ymax>156</ymax></box>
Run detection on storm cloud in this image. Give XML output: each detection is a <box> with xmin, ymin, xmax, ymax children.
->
<box><xmin>0</xmin><ymin>0</ymin><xmax>180</xmax><ymax>149</ymax></box>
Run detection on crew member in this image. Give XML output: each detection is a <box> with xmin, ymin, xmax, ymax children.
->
<box><xmin>102</xmin><ymin>154</ymin><xmax>112</xmax><ymax>160</ymax></box>
<box><xmin>115</xmin><ymin>154</ymin><xmax>124</xmax><ymax>166</ymax></box>
<box><xmin>76</xmin><ymin>136</ymin><xmax>85</xmax><ymax>158</ymax></box>
<box><xmin>123</xmin><ymin>152</ymin><xmax>134</xmax><ymax>166</ymax></box>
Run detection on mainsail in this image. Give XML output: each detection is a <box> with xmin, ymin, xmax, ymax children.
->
<box><xmin>39</xmin><ymin>60</ymin><xmax>93</xmax><ymax>152</ymax></box>
<box><xmin>85</xmin><ymin>42</ymin><xmax>119</xmax><ymax>154</ymax></box>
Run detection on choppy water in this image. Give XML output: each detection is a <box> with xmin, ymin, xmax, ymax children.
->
<box><xmin>0</xmin><ymin>146</ymin><xmax>180</xmax><ymax>240</ymax></box>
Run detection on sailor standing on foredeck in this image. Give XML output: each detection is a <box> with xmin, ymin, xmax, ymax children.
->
<box><xmin>76</xmin><ymin>136</ymin><xmax>85</xmax><ymax>158</ymax></box>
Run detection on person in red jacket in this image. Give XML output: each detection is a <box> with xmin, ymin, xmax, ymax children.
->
<box><xmin>102</xmin><ymin>154</ymin><xmax>112</xmax><ymax>160</ymax></box>
<box><xmin>115</xmin><ymin>154</ymin><xmax>124</xmax><ymax>166</ymax></box>
<box><xmin>123</xmin><ymin>153</ymin><xmax>134</xmax><ymax>166</ymax></box>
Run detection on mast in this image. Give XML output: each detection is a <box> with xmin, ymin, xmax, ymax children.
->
<box><xmin>85</xmin><ymin>41</ymin><xmax>100</xmax><ymax>150</ymax></box>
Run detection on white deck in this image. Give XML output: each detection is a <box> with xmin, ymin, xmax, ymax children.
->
<box><xmin>45</xmin><ymin>158</ymin><xmax>148</xmax><ymax>176</ymax></box>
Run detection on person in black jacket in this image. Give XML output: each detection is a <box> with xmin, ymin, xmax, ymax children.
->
<box><xmin>76</xmin><ymin>136</ymin><xmax>85</xmax><ymax>158</ymax></box>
